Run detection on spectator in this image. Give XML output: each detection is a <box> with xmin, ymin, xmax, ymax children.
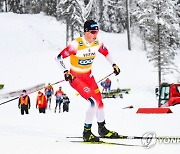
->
<box><xmin>101</xmin><ymin>78</ymin><xmax>111</xmax><ymax>93</ymax></box>
<box><xmin>44</xmin><ymin>83</ymin><xmax>54</xmax><ymax>109</ymax></box>
<box><xmin>18</xmin><ymin>90</ymin><xmax>30</xmax><ymax>115</ymax></box>
<box><xmin>36</xmin><ymin>91</ymin><xmax>47</xmax><ymax>114</ymax></box>
<box><xmin>62</xmin><ymin>94</ymin><xmax>70</xmax><ymax>112</ymax></box>
<box><xmin>54</xmin><ymin>86</ymin><xmax>64</xmax><ymax>113</ymax></box>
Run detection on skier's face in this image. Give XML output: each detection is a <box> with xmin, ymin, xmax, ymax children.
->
<box><xmin>84</xmin><ymin>30</ymin><xmax>99</xmax><ymax>43</ymax></box>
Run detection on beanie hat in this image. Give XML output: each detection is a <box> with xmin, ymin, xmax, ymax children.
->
<box><xmin>84</xmin><ymin>20</ymin><xmax>99</xmax><ymax>32</ymax></box>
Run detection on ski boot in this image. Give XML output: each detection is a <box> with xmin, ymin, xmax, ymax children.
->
<box><xmin>98</xmin><ymin>121</ymin><xmax>119</xmax><ymax>138</ymax></box>
<box><xmin>83</xmin><ymin>124</ymin><xmax>99</xmax><ymax>142</ymax></box>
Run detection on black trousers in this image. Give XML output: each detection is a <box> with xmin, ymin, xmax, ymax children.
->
<box><xmin>21</xmin><ymin>105</ymin><xmax>29</xmax><ymax>115</ymax></box>
<box><xmin>63</xmin><ymin>103</ymin><xmax>69</xmax><ymax>112</ymax></box>
<box><xmin>39</xmin><ymin>107</ymin><xmax>46</xmax><ymax>113</ymax></box>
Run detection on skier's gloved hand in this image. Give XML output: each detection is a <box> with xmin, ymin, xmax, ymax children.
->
<box><xmin>64</xmin><ymin>70</ymin><xmax>75</xmax><ymax>83</ymax></box>
<box><xmin>112</xmin><ymin>64</ymin><xmax>120</xmax><ymax>75</ymax></box>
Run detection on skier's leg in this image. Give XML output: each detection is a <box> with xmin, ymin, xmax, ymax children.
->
<box><xmin>85</xmin><ymin>97</ymin><xmax>97</xmax><ymax>124</ymax></box>
<box><xmin>85</xmin><ymin>76</ymin><xmax>119</xmax><ymax>138</ymax></box>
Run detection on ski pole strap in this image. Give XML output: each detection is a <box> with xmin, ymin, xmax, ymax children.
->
<box><xmin>97</xmin><ymin>72</ymin><xmax>114</xmax><ymax>84</ymax></box>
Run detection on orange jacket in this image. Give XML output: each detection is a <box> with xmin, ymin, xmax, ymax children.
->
<box><xmin>36</xmin><ymin>94</ymin><xmax>47</xmax><ymax>108</ymax></box>
<box><xmin>18</xmin><ymin>95</ymin><xmax>30</xmax><ymax>106</ymax></box>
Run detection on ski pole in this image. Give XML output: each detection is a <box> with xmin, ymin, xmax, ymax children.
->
<box><xmin>50</xmin><ymin>79</ymin><xmax>65</xmax><ymax>86</ymax></box>
<box><xmin>97</xmin><ymin>72</ymin><xmax>114</xmax><ymax>84</ymax></box>
<box><xmin>0</xmin><ymin>96</ymin><xmax>19</xmax><ymax>106</ymax></box>
<box><xmin>0</xmin><ymin>80</ymin><xmax>65</xmax><ymax>106</ymax></box>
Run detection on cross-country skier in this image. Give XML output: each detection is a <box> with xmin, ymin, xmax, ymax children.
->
<box><xmin>56</xmin><ymin>20</ymin><xmax>120</xmax><ymax>142</ymax></box>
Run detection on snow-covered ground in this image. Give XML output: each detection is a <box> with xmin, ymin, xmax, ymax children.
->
<box><xmin>0</xmin><ymin>13</ymin><xmax>180</xmax><ymax>154</ymax></box>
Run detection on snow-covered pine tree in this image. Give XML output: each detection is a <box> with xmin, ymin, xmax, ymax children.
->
<box><xmin>84</xmin><ymin>0</ymin><xmax>101</xmax><ymax>24</ymax></box>
<box><xmin>7</xmin><ymin>0</ymin><xmax>23</xmax><ymax>13</ymax></box>
<box><xmin>176</xmin><ymin>1</ymin><xmax>180</xmax><ymax>29</ymax></box>
<box><xmin>57</xmin><ymin>0</ymin><xmax>85</xmax><ymax>45</ymax></box>
<box><xmin>42</xmin><ymin>0</ymin><xmax>57</xmax><ymax>17</ymax></box>
<box><xmin>0</xmin><ymin>0</ymin><xmax>4</xmax><ymax>12</ymax></box>
<box><xmin>132</xmin><ymin>0</ymin><xmax>180</xmax><ymax>85</ymax></box>
<box><xmin>24</xmin><ymin>0</ymin><xmax>42</xmax><ymax>14</ymax></box>
<box><xmin>100</xmin><ymin>0</ymin><xmax>126</xmax><ymax>33</ymax></box>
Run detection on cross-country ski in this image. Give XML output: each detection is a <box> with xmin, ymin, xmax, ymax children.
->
<box><xmin>56</xmin><ymin>139</ymin><xmax>144</xmax><ymax>147</ymax></box>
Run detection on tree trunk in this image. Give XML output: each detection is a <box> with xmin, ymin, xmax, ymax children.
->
<box><xmin>142</xmin><ymin>30</ymin><xmax>147</xmax><ymax>51</ymax></box>
<box><xmin>157</xmin><ymin>23</ymin><xmax>161</xmax><ymax>87</ymax></box>
<box><xmin>71</xmin><ymin>24</ymin><xmax>74</xmax><ymax>41</ymax></box>
<box><xmin>126</xmin><ymin>0</ymin><xmax>131</xmax><ymax>51</ymax></box>
<box><xmin>5</xmin><ymin>0</ymin><xmax>8</xmax><ymax>12</ymax></box>
<box><xmin>66</xmin><ymin>18</ymin><xmax>70</xmax><ymax>46</ymax></box>
<box><xmin>157</xmin><ymin>2</ymin><xmax>161</xmax><ymax>87</ymax></box>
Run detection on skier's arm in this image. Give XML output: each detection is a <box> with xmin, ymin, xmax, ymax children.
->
<box><xmin>56</xmin><ymin>42</ymin><xmax>77</xmax><ymax>82</ymax></box>
<box><xmin>55</xmin><ymin>54</ymin><xmax>67</xmax><ymax>71</ymax></box>
<box><xmin>56</xmin><ymin>41</ymin><xmax>77</xmax><ymax>72</ymax></box>
<box><xmin>98</xmin><ymin>43</ymin><xmax>120</xmax><ymax>75</ymax></box>
<box><xmin>98</xmin><ymin>43</ymin><xmax>114</xmax><ymax>64</ymax></box>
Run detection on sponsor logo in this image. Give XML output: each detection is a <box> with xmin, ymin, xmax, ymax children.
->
<box><xmin>79</xmin><ymin>41</ymin><xmax>83</xmax><ymax>46</ymax></box>
<box><xmin>83</xmin><ymin>52</ymin><xmax>95</xmax><ymax>57</ymax></box>
<box><xmin>83</xmin><ymin>87</ymin><xmax>90</xmax><ymax>93</ymax></box>
<box><xmin>78</xmin><ymin>58</ymin><xmax>94</xmax><ymax>65</ymax></box>
<box><xmin>90</xmin><ymin>24</ymin><xmax>98</xmax><ymax>28</ymax></box>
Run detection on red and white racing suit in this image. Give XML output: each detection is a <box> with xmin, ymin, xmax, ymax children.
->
<box><xmin>56</xmin><ymin>36</ymin><xmax>114</xmax><ymax>124</ymax></box>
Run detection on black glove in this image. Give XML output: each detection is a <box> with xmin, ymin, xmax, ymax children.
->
<box><xmin>112</xmin><ymin>64</ymin><xmax>120</xmax><ymax>75</ymax></box>
<box><xmin>64</xmin><ymin>70</ymin><xmax>75</xmax><ymax>82</ymax></box>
